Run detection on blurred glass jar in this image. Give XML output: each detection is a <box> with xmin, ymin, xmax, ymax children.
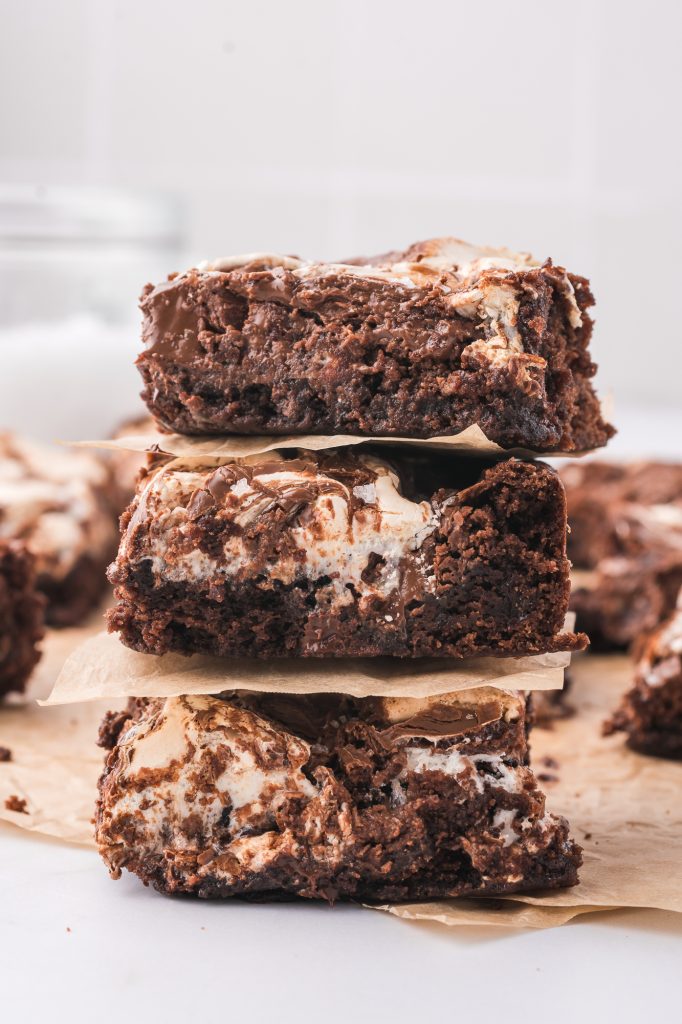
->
<box><xmin>0</xmin><ymin>185</ymin><xmax>183</xmax><ymax>439</ymax></box>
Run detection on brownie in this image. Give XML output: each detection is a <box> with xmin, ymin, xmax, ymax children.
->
<box><xmin>0</xmin><ymin>433</ymin><xmax>119</xmax><ymax>627</ymax></box>
<box><xmin>605</xmin><ymin>601</ymin><xmax>682</xmax><ymax>758</ymax></box>
<box><xmin>562</xmin><ymin>461</ymin><xmax>682</xmax><ymax>650</ymax></box>
<box><xmin>136</xmin><ymin>238</ymin><xmax>613</xmax><ymax>452</ymax></box>
<box><xmin>571</xmin><ymin>555</ymin><xmax>682</xmax><ymax>651</ymax></box>
<box><xmin>107</xmin><ymin>448</ymin><xmax>585</xmax><ymax>660</ymax></box>
<box><xmin>0</xmin><ymin>541</ymin><xmax>45</xmax><ymax>698</ymax></box>
<box><xmin>96</xmin><ymin>686</ymin><xmax>581</xmax><ymax>901</ymax></box>
<box><xmin>562</xmin><ymin>461</ymin><xmax>682</xmax><ymax>568</ymax></box>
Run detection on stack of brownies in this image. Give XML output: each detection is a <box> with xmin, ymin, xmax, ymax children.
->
<box><xmin>95</xmin><ymin>237</ymin><xmax>614</xmax><ymax>902</ymax></box>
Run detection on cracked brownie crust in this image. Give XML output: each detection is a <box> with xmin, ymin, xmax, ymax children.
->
<box><xmin>137</xmin><ymin>238</ymin><xmax>613</xmax><ymax>452</ymax></box>
<box><xmin>96</xmin><ymin>687</ymin><xmax>581</xmax><ymax>901</ymax></box>
<box><xmin>107</xmin><ymin>448</ymin><xmax>585</xmax><ymax>659</ymax></box>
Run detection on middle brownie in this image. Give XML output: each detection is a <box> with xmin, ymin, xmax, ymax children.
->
<box><xmin>107</xmin><ymin>447</ymin><xmax>585</xmax><ymax>659</ymax></box>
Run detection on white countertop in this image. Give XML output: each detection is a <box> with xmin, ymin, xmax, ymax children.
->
<box><xmin>2</xmin><ymin>823</ymin><xmax>681</xmax><ymax>1024</ymax></box>
<box><xmin>2</xmin><ymin>404</ymin><xmax>681</xmax><ymax>1022</ymax></box>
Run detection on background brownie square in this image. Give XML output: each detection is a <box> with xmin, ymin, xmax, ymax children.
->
<box><xmin>96</xmin><ymin>687</ymin><xmax>581</xmax><ymax>901</ymax></box>
<box><xmin>108</xmin><ymin>448</ymin><xmax>585</xmax><ymax>660</ymax></box>
<box><xmin>605</xmin><ymin>601</ymin><xmax>682</xmax><ymax>758</ymax></box>
<box><xmin>0</xmin><ymin>433</ymin><xmax>119</xmax><ymax>627</ymax></box>
<box><xmin>0</xmin><ymin>541</ymin><xmax>44</xmax><ymax>698</ymax></box>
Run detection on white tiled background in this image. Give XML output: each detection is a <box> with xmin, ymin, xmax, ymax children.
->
<box><xmin>1</xmin><ymin>0</ymin><xmax>681</xmax><ymax>409</ymax></box>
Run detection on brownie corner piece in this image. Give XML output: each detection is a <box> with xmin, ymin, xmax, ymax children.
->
<box><xmin>136</xmin><ymin>238</ymin><xmax>613</xmax><ymax>451</ymax></box>
<box><xmin>605</xmin><ymin>603</ymin><xmax>682</xmax><ymax>758</ymax></box>
<box><xmin>0</xmin><ymin>540</ymin><xmax>45</xmax><ymax>698</ymax></box>
<box><xmin>96</xmin><ymin>688</ymin><xmax>581</xmax><ymax>901</ymax></box>
<box><xmin>107</xmin><ymin>448</ymin><xmax>584</xmax><ymax>660</ymax></box>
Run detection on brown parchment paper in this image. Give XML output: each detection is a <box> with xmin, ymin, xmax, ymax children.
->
<box><xmin>0</xmin><ymin>610</ymin><xmax>116</xmax><ymax>846</ymax></box>
<box><xmin>72</xmin><ymin>423</ymin><xmax>599</xmax><ymax>462</ymax></box>
<box><xmin>43</xmin><ymin>631</ymin><xmax>570</xmax><ymax>705</ymax></box>
<box><xmin>371</xmin><ymin>899</ymin><xmax>605</xmax><ymax>929</ymax></box>
<box><xmin>371</xmin><ymin>651</ymin><xmax>682</xmax><ymax>926</ymax></box>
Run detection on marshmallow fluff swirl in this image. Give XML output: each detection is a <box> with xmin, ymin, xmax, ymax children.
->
<box><xmin>115</xmin><ymin>450</ymin><xmax>439</xmax><ymax>610</ymax></box>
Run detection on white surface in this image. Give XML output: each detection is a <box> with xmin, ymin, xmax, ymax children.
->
<box><xmin>0</xmin><ymin>822</ymin><xmax>680</xmax><ymax>1024</ymax></box>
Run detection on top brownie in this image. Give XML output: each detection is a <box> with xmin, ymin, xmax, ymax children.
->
<box><xmin>137</xmin><ymin>237</ymin><xmax>613</xmax><ymax>451</ymax></box>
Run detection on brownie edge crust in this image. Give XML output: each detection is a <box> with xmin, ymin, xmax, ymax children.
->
<box><xmin>96</xmin><ymin>689</ymin><xmax>582</xmax><ymax>901</ymax></box>
<box><xmin>107</xmin><ymin>449</ymin><xmax>585</xmax><ymax>660</ymax></box>
<box><xmin>136</xmin><ymin>238</ymin><xmax>613</xmax><ymax>452</ymax></box>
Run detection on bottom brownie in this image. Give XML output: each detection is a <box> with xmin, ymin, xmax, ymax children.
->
<box><xmin>96</xmin><ymin>687</ymin><xmax>581</xmax><ymax>901</ymax></box>
<box><xmin>605</xmin><ymin>602</ymin><xmax>682</xmax><ymax>758</ymax></box>
<box><xmin>0</xmin><ymin>541</ymin><xmax>45</xmax><ymax>698</ymax></box>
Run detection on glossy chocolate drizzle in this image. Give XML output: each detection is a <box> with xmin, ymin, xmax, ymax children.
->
<box><xmin>233</xmin><ymin>691</ymin><xmax>503</xmax><ymax>744</ymax></box>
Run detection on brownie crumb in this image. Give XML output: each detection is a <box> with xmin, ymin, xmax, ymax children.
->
<box><xmin>5</xmin><ymin>794</ymin><xmax>28</xmax><ymax>814</ymax></box>
<box><xmin>0</xmin><ymin>746</ymin><xmax>12</xmax><ymax>762</ymax></box>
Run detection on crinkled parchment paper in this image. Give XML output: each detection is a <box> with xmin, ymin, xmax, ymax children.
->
<box><xmin>43</xmin><ymin>631</ymin><xmax>569</xmax><ymax>705</ymax></box>
<box><xmin>72</xmin><ymin>423</ymin><xmax>598</xmax><ymax>462</ymax></box>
